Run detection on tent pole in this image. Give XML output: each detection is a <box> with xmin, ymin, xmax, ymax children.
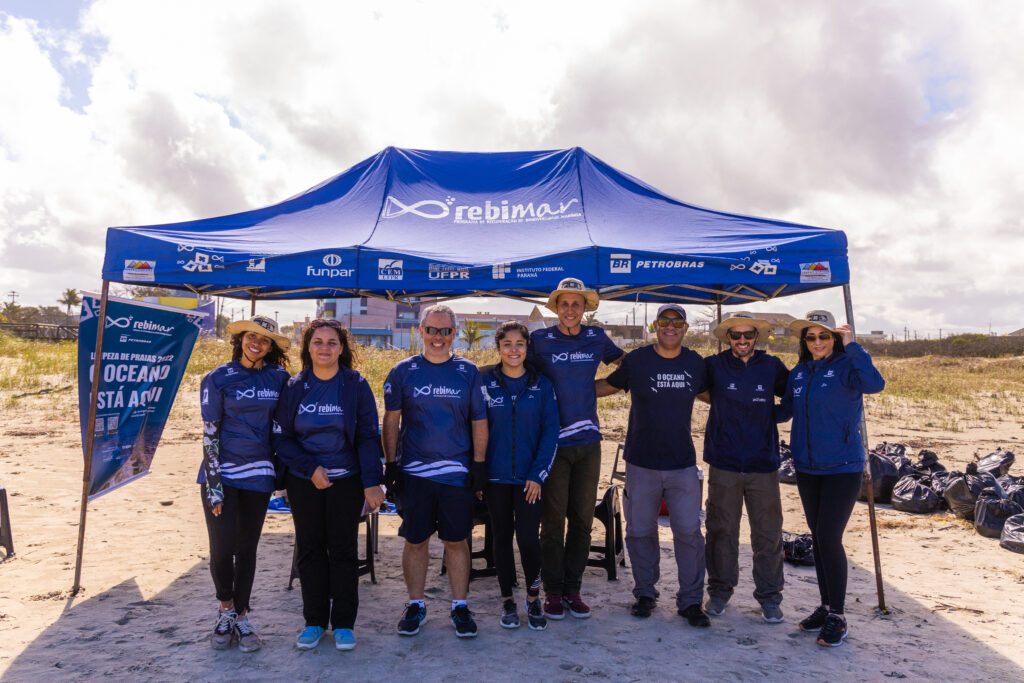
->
<box><xmin>73</xmin><ymin>279</ymin><xmax>110</xmax><ymax>596</ymax></box>
<box><xmin>250</xmin><ymin>293</ymin><xmax>256</xmax><ymax>317</ymax></box>
<box><xmin>716</xmin><ymin>299</ymin><xmax>723</xmax><ymax>352</ymax></box>
<box><xmin>843</xmin><ymin>283</ymin><xmax>887</xmax><ymax>612</ymax></box>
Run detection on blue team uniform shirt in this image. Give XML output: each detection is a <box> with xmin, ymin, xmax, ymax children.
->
<box><xmin>605</xmin><ymin>344</ymin><xmax>707</xmax><ymax>471</ymax></box>
<box><xmin>527</xmin><ymin>324</ymin><xmax>623</xmax><ymax>447</ymax></box>
<box><xmin>482</xmin><ymin>368</ymin><xmax>560</xmax><ymax>485</ymax></box>
<box><xmin>198</xmin><ymin>360</ymin><xmax>289</xmax><ymax>493</ymax></box>
<box><xmin>383</xmin><ymin>354</ymin><xmax>486</xmax><ymax>486</ymax></box>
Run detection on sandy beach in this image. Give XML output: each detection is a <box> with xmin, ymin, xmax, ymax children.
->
<box><xmin>1</xmin><ymin>383</ymin><xmax>1023</xmax><ymax>682</ymax></box>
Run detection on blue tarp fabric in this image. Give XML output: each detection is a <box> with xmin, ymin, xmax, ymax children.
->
<box><xmin>103</xmin><ymin>147</ymin><xmax>848</xmax><ymax>305</ymax></box>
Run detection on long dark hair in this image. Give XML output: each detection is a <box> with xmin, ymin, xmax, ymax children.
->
<box><xmin>797</xmin><ymin>327</ymin><xmax>846</xmax><ymax>364</ymax></box>
<box><xmin>230</xmin><ymin>332</ymin><xmax>290</xmax><ymax>369</ymax></box>
<box><xmin>300</xmin><ymin>320</ymin><xmax>358</xmax><ymax>371</ymax></box>
<box><xmin>494</xmin><ymin>320</ymin><xmax>529</xmax><ymax>346</ymax></box>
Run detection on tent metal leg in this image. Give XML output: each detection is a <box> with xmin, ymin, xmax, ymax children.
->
<box><xmin>715</xmin><ymin>300</ymin><xmax>723</xmax><ymax>352</ymax></box>
<box><xmin>843</xmin><ymin>284</ymin><xmax>887</xmax><ymax>613</ymax></box>
<box><xmin>250</xmin><ymin>294</ymin><xmax>256</xmax><ymax>317</ymax></box>
<box><xmin>73</xmin><ymin>280</ymin><xmax>110</xmax><ymax>595</ymax></box>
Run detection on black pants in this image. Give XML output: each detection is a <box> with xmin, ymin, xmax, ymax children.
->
<box><xmin>287</xmin><ymin>473</ymin><xmax>365</xmax><ymax>630</ymax></box>
<box><xmin>486</xmin><ymin>482</ymin><xmax>543</xmax><ymax>599</ymax></box>
<box><xmin>201</xmin><ymin>484</ymin><xmax>271</xmax><ymax>614</ymax></box>
<box><xmin>795</xmin><ymin>471</ymin><xmax>862</xmax><ymax>614</ymax></box>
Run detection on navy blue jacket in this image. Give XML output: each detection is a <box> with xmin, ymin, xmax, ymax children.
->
<box><xmin>273</xmin><ymin>367</ymin><xmax>382</xmax><ymax>488</ymax></box>
<box><xmin>779</xmin><ymin>343</ymin><xmax>885</xmax><ymax>475</ymax></box>
<box><xmin>482</xmin><ymin>366</ymin><xmax>560</xmax><ymax>485</ymax></box>
<box><xmin>703</xmin><ymin>350</ymin><xmax>790</xmax><ymax>473</ymax></box>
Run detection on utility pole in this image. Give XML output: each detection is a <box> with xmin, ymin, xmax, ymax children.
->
<box><xmin>6</xmin><ymin>291</ymin><xmax>17</xmax><ymax>305</ymax></box>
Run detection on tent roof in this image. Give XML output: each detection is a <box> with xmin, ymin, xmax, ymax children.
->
<box><xmin>103</xmin><ymin>147</ymin><xmax>848</xmax><ymax>305</ymax></box>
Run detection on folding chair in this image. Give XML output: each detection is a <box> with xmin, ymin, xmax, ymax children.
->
<box><xmin>0</xmin><ymin>484</ymin><xmax>12</xmax><ymax>559</ymax></box>
<box><xmin>288</xmin><ymin>511</ymin><xmax>379</xmax><ymax>589</ymax></box>
<box><xmin>587</xmin><ymin>484</ymin><xmax>625</xmax><ymax>580</ymax></box>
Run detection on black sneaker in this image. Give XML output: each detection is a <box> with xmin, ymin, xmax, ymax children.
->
<box><xmin>630</xmin><ymin>596</ymin><xmax>656</xmax><ymax>618</ymax></box>
<box><xmin>500</xmin><ymin>599</ymin><xmax>520</xmax><ymax>629</ymax></box>
<box><xmin>451</xmin><ymin>604</ymin><xmax>478</xmax><ymax>638</ymax></box>
<box><xmin>799</xmin><ymin>606</ymin><xmax>829</xmax><ymax>633</ymax></box>
<box><xmin>677</xmin><ymin>604</ymin><xmax>710</xmax><ymax>628</ymax></box>
<box><xmin>525</xmin><ymin>599</ymin><xmax>547</xmax><ymax>631</ymax></box>
<box><xmin>817</xmin><ymin>613</ymin><xmax>848</xmax><ymax>647</ymax></box>
<box><xmin>397</xmin><ymin>603</ymin><xmax>426</xmax><ymax>636</ymax></box>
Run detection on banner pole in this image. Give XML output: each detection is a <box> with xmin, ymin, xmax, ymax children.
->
<box><xmin>73</xmin><ymin>280</ymin><xmax>110</xmax><ymax>596</ymax></box>
<box><xmin>250</xmin><ymin>293</ymin><xmax>256</xmax><ymax>317</ymax></box>
<box><xmin>843</xmin><ymin>283</ymin><xmax>887</xmax><ymax>612</ymax></box>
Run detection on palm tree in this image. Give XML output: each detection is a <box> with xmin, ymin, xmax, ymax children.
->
<box><xmin>583</xmin><ymin>312</ymin><xmax>600</xmax><ymax>327</ymax></box>
<box><xmin>459</xmin><ymin>320</ymin><xmax>484</xmax><ymax>350</ymax></box>
<box><xmin>57</xmin><ymin>288</ymin><xmax>82</xmax><ymax>321</ymax></box>
<box><xmin>1</xmin><ymin>301</ymin><xmax>22</xmax><ymax>322</ymax></box>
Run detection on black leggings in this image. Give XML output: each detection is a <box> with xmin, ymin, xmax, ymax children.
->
<box><xmin>486</xmin><ymin>482</ymin><xmax>543</xmax><ymax>599</ymax></box>
<box><xmin>795</xmin><ymin>471</ymin><xmax>862</xmax><ymax>614</ymax></box>
<box><xmin>201</xmin><ymin>484</ymin><xmax>271</xmax><ymax>614</ymax></box>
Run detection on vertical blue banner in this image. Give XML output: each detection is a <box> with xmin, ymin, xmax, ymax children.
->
<box><xmin>78</xmin><ymin>293</ymin><xmax>206</xmax><ymax>500</ymax></box>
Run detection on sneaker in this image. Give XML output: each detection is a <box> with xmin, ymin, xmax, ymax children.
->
<box><xmin>704</xmin><ymin>595</ymin><xmax>728</xmax><ymax>617</ymax></box>
<box><xmin>234</xmin><ymin>614</ymin><xmax>262</xmax><ymax>652</ymax></box>
<box><xmin>543</xmin><ymin>593</ymin><xmax>565</xmax><ymax>620</ymax></box>
<box><xmin>295</xmin><ymin>625</ymin><xmax>325</xmax><ymax>650</ymax></box>
<box><xmin>210</xmin><ymin>608</ymin><xmax>237</xmax><ymax>650</ymax></box>
<box><xmin>451</xmin><ymin>604</ymin><xmax>478</xmax><ymax>638</ymax></box>
<box><xmin>630</xmin><ymin>596</ymin><xmax>656</xmax><ymax>618</ymax></box>
<box><xmin>525</xmin><ymin>599</ymin><xmax>547</xmax><ymax>631</ymax></box>
<box><xmin>562</xmin><ymin>593</ymin><xmax>591</xmax><ymax>619</ymax></box>
<box><xmin>678</xmin><ymin>604</ymin><xmax>711</xmax><ymax>628</ymax></box>
<box><xmin>500</xmin><ymin>599</ymin><xmax>520</xmax><ymax>629</ymax></box>
<box><xmin>817</xmin><ymin>613</ymin><xmax>848</xmax><ymax>647</ymax></box>
<box><xmin>397</xmin><ymin>603</ymin><xmax>426</xmax><ymax>636</ymax></box>
<box><xmin>799</xmin><ymin>606</ymin><xmax>830</xmax><ymax>633</ymax></box>
<box><xmin>334</xmin><ymin>628</ymin><xmax>356</xmax><ymax>651</ymax></box>
<box><xmin>761</xmin><ymin>602</ymin><xmax>784</xmax><ymax>624</ymax></box>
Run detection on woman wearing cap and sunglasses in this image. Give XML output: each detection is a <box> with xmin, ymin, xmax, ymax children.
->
<box><xmin>780</xmin><ymin>311</ymin><xmax>884</xmax><ymax>648</ymax></box>
<box><xmin>200</xmin><ymin>315</ymin><xmax>291</xmax><ymax>652</ymax></box>
<box><xmin>274</xmin><ymin>319</ymin><xmax>384</xmax><ymax>652</ymax></box>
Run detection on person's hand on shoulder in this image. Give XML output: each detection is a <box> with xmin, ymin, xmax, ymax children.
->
<box><xmin>835</xmin><ymin>324</ymin><xmax>855</xmax><ymax>346</ymax></box>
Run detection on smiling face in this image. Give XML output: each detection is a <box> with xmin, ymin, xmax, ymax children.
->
<box><xmin>654</xmin><ymin>309</ymin><xmax>687</xmax><ymax>350</ymax></box>
<box><xmin>498</xmin><ymin>329</ymin><xmax>527</xmax><ymax>371</ymax></box>
<box><xmin>419</xmin><ymin>311</ymin><xmax>455</xmax><ymax>360</ymax></box>
<box><xmin>556</xmin><ymin>292</ymin><xmax>586</xmax><ymax>333</ymax></box>
<box><xmin>727</xmin><ymin>325</ymin><xmax>758</xmax><ymax>361</ymax></box>
<box><xmin>241</xmin><ymin>331</ymin><xmax>272</xmax><ymax>364</ymax></box>
<box><xmin>308</xmin><ymin>326</ymin><xmax>343</xmax><ymax>369</ymax></box>
<box><xmin>803</xmin><ymin>325</ymin><xmax>835</xmax><ymax>361</ymax></box>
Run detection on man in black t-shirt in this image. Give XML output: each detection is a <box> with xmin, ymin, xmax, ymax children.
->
<box><xmin>595</xmin><ymin>304</ymin><xmax>710</xmax><ymax>628</ymax></box>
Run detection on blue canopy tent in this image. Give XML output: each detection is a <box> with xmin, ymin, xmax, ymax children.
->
<box><xmin>81</xmin><ymin>148</ymin><xmax>886</xmax><ymax>610</ymax></box>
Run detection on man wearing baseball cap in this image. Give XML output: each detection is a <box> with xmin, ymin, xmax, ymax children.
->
<box><xmin>700</xmin><ymin>312</ymin><xmax>789</xmax><ymax>623</ymax></box>
<box><xmin>595</xmin><ymin>304</ymin><xmax>711</xmax><ymax>627</ymax></box>
<box><xmin>528</xmin><ymin>278</ymin><xmax>624</xmax><ymax>620</ymax></box>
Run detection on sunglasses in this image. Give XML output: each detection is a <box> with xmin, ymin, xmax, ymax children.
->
<box><xmin>804</xmin><ymin>333</ymin><xmax>833</xmax><ymax>342</ymax></box>
<box><xmin>728</xmin><ymin>330</ymin><xmax>758</xmax><ymax>341</ymax></box>
<box><xmin>656</xmin><ymin>317</ymin><xmax>686</xmax><ymax>329</ymax></box>
<box><xmin>310</xmin><ymin>318</ymin><xmax>343</xmax><ymax>329</ymax></box>
<box><xmin>423</xmin><ymin>326</ymin><xmax>454</xmax><ymax>337</ymax></box>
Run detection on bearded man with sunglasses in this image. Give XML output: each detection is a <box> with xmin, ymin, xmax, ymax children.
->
<box><xmin>595</xmin><ymin>304</ymin><xmax>711</xmax><ymax>627</ymax></box>
<box><xmin>382</xmin><ymin>304</ymin><xmax>488</xmax><ymax>639</ymax></box>
<box><xmin>699</xmin><ymin>312</ymin><xmax>789</xmax><ymax>624</ymax></box>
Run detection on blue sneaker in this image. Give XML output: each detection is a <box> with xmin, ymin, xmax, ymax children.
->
<box><xmin>296</xmin><ymin>625</ymin><xmax>325</xmax><ymax>650</ymax></box>
<box><xmin>334</xmin><ymin>628</ymin><xmax>356</xmax><ymax>651</ymax></box>
<box><xmin>398</xmin><ymin>602</ymin><xmax>426</xmax><ymax>636</ymax></box>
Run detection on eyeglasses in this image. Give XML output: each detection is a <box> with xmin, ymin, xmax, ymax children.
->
<box><xmin>728</xmin><ymin>330</ymin><xmax>757</xmax><ymax>341</ymax></box>
<box><xmin>423</xmin><ymin>326</ymin><xmax>454</xmax><ymax>337</ymax></box>
<box><xmin>804</xmin><ymin>333</ymin><xmax>832</xmax><ymax>342</ymax></box>
<box><xmin>656</xmin><ymin>317</ymin><xmax>686</xmax><ymax>329</ymax></box>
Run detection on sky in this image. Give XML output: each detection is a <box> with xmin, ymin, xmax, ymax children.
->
<box><xmin>1</xmin><ymin>0</ymin><xmax>1021</xmax><ymax>336</ymax></box>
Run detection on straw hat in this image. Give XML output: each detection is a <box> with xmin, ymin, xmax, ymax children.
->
<box><xmin>713</xmin><ymin>311</ymin><xmax>771</xmax><ymax>343</ymax></box>
<box><xmin>788</xmin><ymin>310</ymin><xmax>838</xmax><ymax>338</ymax></box>
<box><xmin>545</xmin><ymin>277</ymin><xmax>600</xmax><ymax>313</ymax></box>
<box><xmin>226</xmin><ymin>314</ymin><xmax>291</xmax><ymax>350</ymax></box>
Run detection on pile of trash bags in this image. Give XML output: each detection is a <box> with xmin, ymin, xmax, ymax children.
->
<box><xmin>777</xmin><ymin>441</ymin><xmax>1024</xmax><ymax>553</ymax></box>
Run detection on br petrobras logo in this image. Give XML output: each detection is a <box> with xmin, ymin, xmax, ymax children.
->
<box><xmin>635</xmin><ymin>259</ymin><xmax>704</xmax><ymax>270</ymax></box>
<box><xmin>610</xmin><ymin>253</ymin><xmax>631</xmax><ymax>274</ymax></box>
<box><xmin>381</xmin><ymin>194</ymin><xmax>582</xmax><ymax>225</ymax></box>
<box><xmin>378</xmin><ymin>258</ymin><xmax>404</xmax><ymax>281</ymax></box>
<box><xmin>492</xmin><ymin>262</ymin><xmax>510</xmax><ymax>279</ymax></box>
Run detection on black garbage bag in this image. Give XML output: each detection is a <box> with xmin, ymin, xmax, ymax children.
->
<box><xmin>974</xmin><ymin>492</ymin><xmax>1023</xmax><ymax>538</ymax></box>
<box><xmin>782</xmin><ymin>531</ymin><xmax>815</xmax><ymax>566</ymax></box>
<box><xmin>860</xmin><ymin>449</ymin><xmax>913</xmax><ymax>504</ymax></box>
<box><xmin>890</xmin><ymin>475</ymin><xmax>941</xmax><ymax>513</ymax></box>
<box><xmin>779</xmin><ymin>441</ymin><xmax>792</xmax><ymax>459</ymax></box>
<box><xmin>875</xmin><ymin>442</ymin><xmax>908</xmax><ymax>459</ymax></box>
<box><xmin>943</xmin><ymin>466</ymin><xmax>997</xmax><ymax>520</ymax></box>
<box><xmin>999</xmin><ymin>513</ymin><xmax>1024</xmax><ymax>554</ymax></box>
<box><xmin>927</xmin><ymin>470</ymin><xmax>954</xmax><ymax>510</ymax></box>
<box><xmin>778</xmin><ymin>458</ymin><xmax>797</xmax><ymax>485</ymax></box>
<box><xmin>977</xmin><ymin>449</ymin><xmax>1015</xmax><ymax>478</ymax></box>
<box><xmin>913</xmin><ymin>449</ymin><xmax>946</xmax><ymax>474</ymax></box>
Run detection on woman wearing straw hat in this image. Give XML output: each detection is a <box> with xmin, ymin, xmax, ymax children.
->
<box><xmin>781</xmin><ymin>310</ymin><xmax>884</xmax><ymax>648</ymax></box>
<box><xmin>200</xmin><ymin>315</ymin><xmax>291</xmax><ymax>652</ymax></box>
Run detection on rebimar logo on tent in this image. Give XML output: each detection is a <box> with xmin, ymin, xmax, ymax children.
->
<box><xmin>381</xmin><ymin>195</ymin><xmax>582</xmax><ymax>224</ymax></box>
<box><xmin>799</xmin><ymin>261</ymin><xmax>831</xmax><ymax>283</ymax></box>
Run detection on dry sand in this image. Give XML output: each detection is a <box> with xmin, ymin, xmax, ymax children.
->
<box><xmin>1</xmin><ymin>388</ymin><xmax>1023</xmax><ymax>681</ymax></box>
